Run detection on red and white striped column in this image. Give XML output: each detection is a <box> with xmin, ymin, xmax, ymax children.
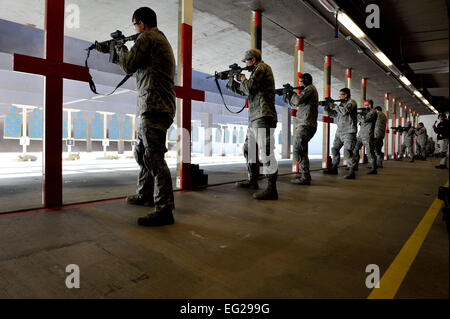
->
<box><xmin>251</xmin><ymin>10</ymin><xmax>262</xmax><ymax>51</ymax></box>
<box><xmin>384</xmin><ymin>93</ymin><xmax>390</xmax><ymax>160</ymax></box>
<box><xmin>398</xmin><ymin>102</ymin><xmax>403</xmax><ymax>152</ymax></box>
<box><xmin>322</xmin><ymin>55</ymin><xmax>333</xmax><ymax>169</ymax></box>
<box><xmin>360</xmin><ymin>78</ymin><xmax>367</xmax><ymax>163</ymax></box>
<box><xmin>391</xmin><ymin>98</ymin><xmax>397</xmax><ymax>159</ymax></box>
<box><xmin>179</xmin><ymin>0</ymin><xmax>193</xmax><ymax>189</ymax></box>
<box><xmin>292</xmin><ymin>37</ymin><xmax>304</xmax><ymax>172</ymax></box>
<box><xmin>345</xmin><ymin>68</ymin><xmax>352</xmax><ymax>90</ymax></box>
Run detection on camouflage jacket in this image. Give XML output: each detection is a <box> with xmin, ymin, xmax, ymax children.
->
<box><xmin>118</xmin><ymin>28</ymin><xmax>176</xmax><ymax>124</ymax></box>
<box><xmin>404</xmin><ymin>127</ymin><xmax>415</xmax><ymax>144</ymax></box>
<box><xmin>416</xmin><ymin>127</ymin><xmax>427</xmax><ymax>144</ymax></box>
<box><xmin>226</xmin><ymin>61</ymin><xmax>277</xmax><ymax>124</ymax></box>
<box><xmin>374</xmin><ymin>111</ymin><xmax>387</xmax><ymax>139</ymax></box>
<box><xmin>357</xmin><ymin>108</ymin><xmax>377</xmax><ymax>139</ymax></box>
<box><xmin>284</xmin><ymin>84</ymin><xmax>319</xmax><ymax>128</ymax></box>
<box><xmin>325</xmin><ymin>98</ymin><xmax>358</xmax><ymax>134</ymax></box>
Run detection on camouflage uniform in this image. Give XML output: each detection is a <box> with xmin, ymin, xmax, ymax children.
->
<box><xmin>374</xmin><ymin>111</ymin><xmax>387</xmax><ymax>166</ymax></box>
<box><xmin>324</xmin><ymin>99</ymin><xmax>358</xmax><ymax>170</ymax></box>
<box><xmin>415</xmin><ymin>126</ymin><xmax>427</xmax><ymax>159</ymax></box>
<box><xmin>226</xmin><ymin>61</ymin><xmax>278</xmax><ymax>179</ymax></box>
<box><xmin>399</xmin><ymin>125</ymin><xmax>415</xmax><ymax>161</ymax></box>
<box><xmin>117</xmin><ymin>28</ymin><xmax>176</xmax><ymax>212</ymax></box>
<box><xmin>283</xmin><ymin>84</ymin><xmax>318</xmax><ymax>180</ymax></box>
<box><xmin>352</xmin><ymin>108</ymin><xmax>378</xmax><ymax>171</ymax></box>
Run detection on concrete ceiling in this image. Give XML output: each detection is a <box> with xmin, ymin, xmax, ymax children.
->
<box><xmin>334</xmin><ymin>0</ymin><xmax>449</xmax><ymax>114</ymax></box>
<box><xmin>1</xmin><ymin>0</ymin><xmax>444</xmax><ymax>115</ymax></box>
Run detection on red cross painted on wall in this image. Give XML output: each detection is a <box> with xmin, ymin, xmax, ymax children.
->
<box><xmin>12</xmin><ymin>0</ymin><xmax>204</xmax><ymax>208</ymax></box>
<box><xmin>13</xmin><ymin>0</ymin><xmax>89</xmax><ymax>208</ymax></box>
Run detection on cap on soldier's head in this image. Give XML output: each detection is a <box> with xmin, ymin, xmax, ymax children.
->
<box><xmin>242</xmin><ymin>49</ymin><xmax>262</xmax><ymax>62</ymax></box>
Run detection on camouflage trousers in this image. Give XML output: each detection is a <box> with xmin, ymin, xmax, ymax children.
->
<box><xmin>438</xmin><ymin>139</ymin><xmax>449</xmax><ymax>165</ymax></box>
<box><xmin>331</xmin><ymin>132</ymin><xmax>356</xmax><ymax>168</ymax></box>
<box><xmin>415</xmin><ymin>141</ymin><xmax>427</xmax><ymax>158</ymax></box>
<box><xmin>243</xmin><ymin>118</ymin><xmax>278</xmax><ymax>178</ymax></box>
<box><xmin>399</xmin><ymin>141</ymin><xmax>414</xmax><ymax>160</ymax></box>
<box><xmin>135</xmin><ymin>118</ymin><xmax>174</xmax><ymax>211</ymax></box>
<box><xmin>374</xmin><ymin>136</ymin><xmax>385</xmax><ymax>164</ymax></box>
<box><xmin>293</xmin><ymin>125</ymin><xmax>317</xmax><ymax>175</ymax></box>
<box><xmin>352</xmin><ymin>136</ymin><xmax>377</xmax><ymax>169</ymax></box>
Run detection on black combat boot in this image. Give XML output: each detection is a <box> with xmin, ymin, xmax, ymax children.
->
<box><xmin>127</xmin><ymin>194</ymin><xmax>154</xmax><ymax>207</ymax></box>
<box><xmin>323</xmin><ymin>164</ymin><xmax>338</xmax><ymax>175</ymax></box>
<box><xmin>253</xmin><ymin>172</ymin><xmax>278</xmax><ymax>200</ymax></box>
<box><xmin>367</xmin><ymin>161</ymin><xmax>377</xmax><ymax>174</ymax></box>
<box><xmin>138</xmin><ymin>206</ymin><xmax>174</xmax><ymax>226</ymax></box>
<box><xmin>290</xmin><ymin>172</ymin><xmax>311</xmax><ymax>185</ymax></box>
<box><xmin>344</xmin><ymin>167</ymin><xmax>356</xmax><ymax>179</ymax></box>
<box><xmin>236</xmin><ymin>163</ymin><xmax>259</xmax><ymax>189</ymax></box>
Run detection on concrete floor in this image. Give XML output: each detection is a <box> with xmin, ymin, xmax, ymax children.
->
<box><xmin>0</xmin><ymin>157</ymin><xmax>447</xmax><ymax>298</ymax></box>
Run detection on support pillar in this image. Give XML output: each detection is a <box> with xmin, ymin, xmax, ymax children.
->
<box><xmin>345</xmin><ymin>68</ymin><xmax>352</xmax><ymax>90</ymax></box>
<box><xmin>391</xmin><ymin>98</ymin><xmax>397</xmax><ymax>159</ymax></box>
<box><xmin>384</xmin><ymin>93</ymin><xmax>390</xmax><ymax>160</ymax></box>
<box><xmin>322</xmin><ymin>56</ymin><xmax>333</xmax><ymax>168</ymax></box>
<box><xmin>398</xmin><ymin>102</ymin><xmax>403</xmax><ymax>155</ymax></box>
<box><xmin>251</xmin><ymin>10</ymin><xmax>262</xmax><ymax>51</ymax></box>
<box><xmin>360</xmin><ymin>78</ymin><xmax>367</xmax><ymax>164</ymax></box>
<box><xmin>344</xmin><ymin>68</ymin><xmax>352</xmax><ymax>166</ymax></box>
<box><xmin>292</xmin><ymin>37</ymin><xmax>304</xmax><ymax>171</ymax></box>
<box><xmin>204</xmin><ymin>112</ymin><xmax>212</xmax><ymax>157</ymax></box>
<box><xmin>282</xmin><ymin>107</ymin><xmax>291</xmax><ymax>159</ymax></box>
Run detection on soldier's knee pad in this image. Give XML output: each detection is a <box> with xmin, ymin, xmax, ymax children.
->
<box><xmin>440</xmin><ymin>152</ymin><xmax>447</xmax><ymax>158</ymax></box>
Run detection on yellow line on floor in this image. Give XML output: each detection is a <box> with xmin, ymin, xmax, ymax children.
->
<box><xmin>368</xmin><ymin>180</ymin><xmax>449</xmax><ymax>299</ymax></box>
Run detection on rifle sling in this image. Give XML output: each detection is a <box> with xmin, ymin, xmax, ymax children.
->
<box><xmin>214</xmin><ymin>76</ymin><xmax>246</xmax><ymax>114</ymax></box>
<box><xmin>85</xmin><ymin>48</ymin><xmax>132</xmax><ymax>96</ymax></box>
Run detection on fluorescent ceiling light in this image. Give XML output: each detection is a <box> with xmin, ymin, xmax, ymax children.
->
<box><xmin>337</xmin><ymin>12</ymin><xmax>365</xmax><ymax>39</ymax></box>
<box><xmin>317</xmin><ymin>0</ymin><xmax>337</xmax><ymax>12</ymax></box>
<box><xmin>413</xmin><ymin>90</ymin><xmax>423</xmax><ymax>98</ymax></box>
<box><xmin>399</xmin><ymin>76</ymin><xmax>411</xmax><ymax>86</ymax></box>
<box><xmin>374</xmin><ymin>52</ymin><xmax>393</xmax><ymax>67</ymax></box>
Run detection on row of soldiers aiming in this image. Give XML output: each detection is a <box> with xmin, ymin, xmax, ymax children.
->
<box><xmin>220</xmin><ymin>48</ymin><xmax>449</xmax><ymax>197</ymax></box>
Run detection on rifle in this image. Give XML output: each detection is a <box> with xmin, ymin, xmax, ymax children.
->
<box><xmin>391</xmin><ymin>126</ymin><xmax>408</xmax><ymax>133</ymax></box>
<box><xmin>275</xmin><ymin>83</ymin><xmax>303</xmax><ymax>96</ymax></box>
<box><xmin>88</xmin><ymin>30</ymin><xmax>139</xmax><ymax>64</ymax></box>
<box><xmin>206</xmin><ymin>63</ymin><xmax>253</xmax><ymax>81</ymax></box>
<box><xmin>86</xmin><ymin>30</ymin><xmax>139</xmax><ymax>95</ymax></box>
<box><xmin>206</xmin><ymin>63</ymin><xmax>253</xmax><ymax>114</ymax></box>
<box><xmin>318</xmin><ymin>97</ymin><xmax>344</xmax><ymax>107</ymax></box>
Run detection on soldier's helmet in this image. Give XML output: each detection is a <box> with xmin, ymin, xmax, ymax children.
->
<box><xmin>242</xmin><ymin>49</ymin><xmax>262</xmax><ymax>62</ymax></box>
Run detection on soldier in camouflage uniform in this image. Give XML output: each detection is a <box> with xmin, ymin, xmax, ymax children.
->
<box><xmin>351</xmin><ymin>99</ymin><xmax>378</xmax><ymax>175</ymax></box>
<box><xmin>283</xmin><ymin>73</ymin><xmax>318</xmax><ymax>185</ymax></box>
<box><xmin>374</xmin><ymin>106</ymin><xmax>387</xmax><ymax>168</ymax></box>
<box><xmin>97</xmin><ymin>7</ymin><xmax>176</xmax><ymax>226</ymax></box>
<box><xmin>226</xmin><ymin>49</ymin><xmax>279</xmax><ymax>200</ymax></box>
<box><xmin>323</xmin><ymin>88</ymin><xmax>358</xmax><ymax>179</ymax></box>
<box><xmin>398</xmin><ymin>122</ymin><xmax>415</xmax><ymax>162</ymax></box>
<box><xmin>415</xmin><ymin>122</ymin><xmax>428</xmax><ymax>160</ymax></box>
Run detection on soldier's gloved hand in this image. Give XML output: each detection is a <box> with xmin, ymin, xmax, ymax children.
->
<box><xmin>115</xmin><ymin>44</ymin><xmax>124</xmax><ymax>54</ymax></box>
<box><xmin>94</xmin><ymin>41</ymin><xmax>109</xmax><ymax>54</ymax></box>
<box><xmin>282</xmin><ymin>90</ymin><xmax>293</xmax><ymax>103</ymax></box>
